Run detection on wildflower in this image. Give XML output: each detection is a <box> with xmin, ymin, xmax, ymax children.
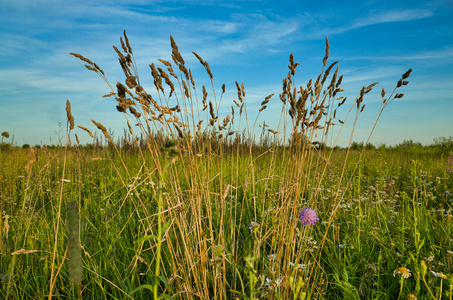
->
<box><xmin>248</xmin><ymin>222</ymin><xmax>260</xmax><ymax>233</ymax></box>
<box><xmin>339</xmin><ymin>244</ymin><xmax>345</xmax><ymax>248</ymax></box>
<box><xmin>268</xmin><ymin>254</ymin><xmax>276</xmax><ymax>260</ymax></box>
<box><xmin>264</xmin><ymin>277</ymin><xmax>283</xmax><ymax>288</ymax></box>
<box><xmin>406</xmin><ymin>294</ymin><xmax>417</xmax><ymax>300</ymax></box>
<box><xmin>289</xmin><ymin>262</ymin><xmax>306</xmax><ymax>270</ymax></box>
<box><xmin>393</xmin><ymin>267</ymin><xmax>411</xmax><ymax>279</ymax></box>
<box><xmin>390</xmin><ymin>242</ymin><xmax>396</xmax><ymax>247</ymax></box>
<box><xmin>447</xmin><ymin>250</ymin><xmax>453</xmax><ymax>255</ymax></box>
<box><xmin>430</xmin><ymin>271</ymin><xmax>447</xmax><ymax>279</ymax></box>
<box><xmin>298</xmin><ymin>207</ymin><xmax>319</xmax><ymax>226</ymax></box>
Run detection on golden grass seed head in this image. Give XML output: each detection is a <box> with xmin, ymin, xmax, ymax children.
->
<box><xmin>70</xmin><ymin>53</ymin><xmax>94</xmax><ymax>65</ymax></box>
<box><xmin>65</xmin><ymin>100</ymin><xmax>75</xmax><ymax>131</ymax></box>
<box><xmin>192</xmin><ymin>51</ymin><xmax>205</xmax><ymax>65</ymax></box>
<box><xmin>205</xmin><ymin>62</ymin><xmax>213</xmax><ymax>79</ymax></box>
<box><xmin>189</xmin><ymin>69</ymin><xmax>196</xmax><ymax>89</ymax></box>
<box><xmin>268</xmin><ymin>129</ymin><xmax>278</xmax><ymax>134</ymax></box>
<box><xmin>178</xmin><ymin>63</ymin><xmax>190</xmax><ymax>81</ymax></box>
<box><xmin>120</xmin><ymin>36</ymin><xmax>128</xmax><ymax>53</ymax></box>
<box><xmin>91</xmin><ymin>119</ymin><xmax>112</xmax><ymax>141</ymax></box>
<box><xmin>365</xmin><ymin>82</ymin><xmax>379</xmax><ymax>94</ymax></box>
<box><xmin>360</xmin><ymin>104</ymin><xmax>366</xmax><ymax>112</ymax></box>
<box><xmin>112</xmin><ymin>45</ymin><xmax>126</xmax><ymax>62</ymax></box>
<box><xmin>170</xmin><ymin>35</ymin><xmax>185</xmax><ymax>65</ymax></box>
<box><xmin>158</xmin><ymin>59</ymin><xmax>172</xmax><ymax>67</ymax></box>
<box><xmin>158</xmin><ymin>67</ymin><xmax>175</xmax><ymax>98</ymax></box>
<box><xmin>150</xmin><ymin>63</ymin><xmax>163</xmax><ymax>92</ymax></box>
<box><xmin>321</xmin><ymin>61</ymin><xmax>338</xmax><ymax>85</ymax></box>
<box><xmin>116</xmin><ymin>82</ymin><xmax>127</xmax><ymax>99</ymax></box>
<box><xmin>202</xmin><ymin>85</ymin><xmax>208</xmax><ymax>105</ymax></box>
<box><xmin>91</xmin><ymin>119</ymin><xmax>107</xmax><ymax>132</ymax></box>
<box><xmin>323</xmin><ymin>37</ymin><xmax>330</xmax><ymax>67</ymax></box>
<box><xmin>103</xmin><ymin>92</ymin><xmax>116</xmax><ymax>98</ymax></box>
<box><xmin>84</xmin><ymin>65</ymin><xmax>97</xmax><ymax>73</ymax></box>
<box><xmin>328</xmin><ymin>65</ymin><xmax>339</xmax><ymax>89</ymax></box>
<box><xmin>129</xmin><ymin>107</ymin><xmax>141</xmax><ymax>118</ymax></box>
<box><xmin>402</xmin><ymin>69</ymin><xmax>412</xmax><ymax>79</ymax></box>
<box><xmin>182</xmin><ymin>80</ymin><xmax>190</xmax><ymax>98</ymax></box>
<box><xmin>77</xmin><ymin>126</ymin><xmax>95</xmax><ymax>139</ymax></box>
<box><xmin>235</xmin><ymin>82</ymin><xmax>243</xmax><ymax>103</ymax></box>
<box><xmin>123</xmin><ymin>30</ymin><xmax>133</xmax><ymax>54</ymax></box>
<box><xmin>174</xmin><ymin>124</ymin><xmax>184</xmax><ymax>138</ymax></box>
<box><xmin>335</xmin><ymin>75</ymin><xmax>343</xmax><ymax>88</ymax></box>
<box><xmin>126</xmin><ymin>76</ymin><xmax>137</xmax><ymax>89</ymax></box>
<box><xmin>209</xmin><ymin>101</ymin><xmax>215</xmax><ymax>119</ymax></box>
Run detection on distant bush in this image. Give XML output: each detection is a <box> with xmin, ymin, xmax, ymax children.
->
<box><xmin>350</xmin><ymin>141</ymin><xmax>364</xmax><ymax>150</ymax></box>
<box><xmin>433</xmin><ymin>136</ymin><xmax>453</xmax><ymax>154</ymax></box>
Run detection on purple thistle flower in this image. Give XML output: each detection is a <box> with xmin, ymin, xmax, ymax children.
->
<box><xmin>299</xmin><ymin>207</ymin><xmax>319</xmax><ymax>226</ymax></box>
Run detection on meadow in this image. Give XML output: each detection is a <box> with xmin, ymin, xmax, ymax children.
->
<box><xmin>1</xmin><ymin>31</ymin><xmax>453</xmax><ymax>299</ymax></box>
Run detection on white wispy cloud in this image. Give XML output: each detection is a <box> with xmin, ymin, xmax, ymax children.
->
<box><xmin>338</xmin><ymin>46</ymin><xmax>453</xmax><ymax>61</ymax></box>
<box><xmin>298</xmin><ymin>8</ymin><xmax>434</xmax><ymax>38</ymax></box>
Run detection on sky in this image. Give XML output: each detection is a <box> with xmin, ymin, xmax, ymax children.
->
<box><xmin>0</xmin><ymin>0</ymin><xmax>452</xmax><ymax>147</ymax></box>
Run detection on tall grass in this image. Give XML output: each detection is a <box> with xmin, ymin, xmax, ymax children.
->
<box><xmin>1</xmin><ymin>31</ymin><xmax>452</xmax><ymax>299</ymax></box>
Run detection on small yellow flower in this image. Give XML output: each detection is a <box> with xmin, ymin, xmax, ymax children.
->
<box><xmin>406</xmin><ymin>294</ymin><xmax>417</xmax><ymax>300</ymax></box>
<box><xmin>393</xmin><ymin>267</ymin><xmax>411</xmax><ymax>279</ymax></box>
<box><xmin>390</xmin><ymin>242</ymin><xmax>396</xmax><ymax>247</ymax></box>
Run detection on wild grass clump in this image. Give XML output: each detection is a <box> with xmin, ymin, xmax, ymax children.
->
<box><xmin>2</xmin><ymin>30</ymin><xmax>452</xmax><ymax>299</ymax></box>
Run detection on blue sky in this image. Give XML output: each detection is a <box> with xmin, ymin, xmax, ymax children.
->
<box><xmin>1</xmin><ymin>0</ymin><xmax>452</xmax><ymax>147</ymax></box>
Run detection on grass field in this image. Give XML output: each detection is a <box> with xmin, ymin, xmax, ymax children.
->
<box><xmin>1</xmin><ymin>31</ymin><xmax>452</xmax><ymax>299</ymax></box>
